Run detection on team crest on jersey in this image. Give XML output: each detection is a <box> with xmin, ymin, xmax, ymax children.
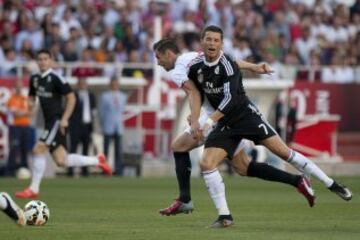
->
<box><xmin>214</xmin><ymin>66</ymin><xmax>219</xmax><ymax>74</ymax></box>
<box><xmin>47</xmin><ymin>76</ymin><xmax>52</xmax><ymax>82</ymax></box>
<box><xmin>197</xmin><ymin>73</ymin><xmax>204</xmax><ymax>83</ymax></box>
<box><xmin>197</xmin><ymin>68</ymin><xmax>203</xmax><ymax>83</ymax></box>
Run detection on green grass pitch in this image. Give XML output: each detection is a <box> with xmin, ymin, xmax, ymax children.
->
<box><xmin>0</xmin><ymin>176</ymin><xmax>359</xmax><ymax>240</ymax></box>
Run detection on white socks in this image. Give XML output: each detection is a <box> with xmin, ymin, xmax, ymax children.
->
<box><xmin>202</xmin><ymin>169</ymin><xmax>230</xmax><ymax>215</ymax></box>
<box><xmin>288</xmin><ymin>150</ymin><xmax>334</xmax><ymax>187</ymax></box>
<box><xmin>0</xmin><ymin>193</ymin><xmax>7</xmax><ymax>209</ymax></box>
<box><xmin>29</xmin><ymin>155</ymin><xmax>47</xmax><ymax>193</ymax></box>
<box><xmin>65</xmin><ymin>154</ymin><xmax>98</xmax><ymax>167</ymax></box>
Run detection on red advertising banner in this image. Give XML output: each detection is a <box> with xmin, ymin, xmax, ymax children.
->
<box><xmin>289</xmin><ymin>82</ymin><xmax>360</xmax><ymax>131</ymax></box>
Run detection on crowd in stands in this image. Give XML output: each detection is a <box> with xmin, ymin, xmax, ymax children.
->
<box><xmin>0</xmin><ymin>0</ymin><xmax>360</xmax><ymax>82</ymax></box>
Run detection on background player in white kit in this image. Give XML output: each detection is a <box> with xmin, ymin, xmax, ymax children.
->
<box><xmin>153</xmin><ymin>39</ymin><xmax>315</xmax><ymax>221</ymax></box>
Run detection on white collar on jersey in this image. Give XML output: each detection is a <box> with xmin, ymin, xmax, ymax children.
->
<box><xmin>40</xmin><ymin>68</ymin><xmax>53</xmax><ymax>78</ymax></box>
<box><xmin>203</xmin><ymin>51</ymin><xmax>223</xmax><ymax>67</ymax></box>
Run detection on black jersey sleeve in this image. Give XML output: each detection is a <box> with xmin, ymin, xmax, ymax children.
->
<box><xmin>187</xmin><ymin>65</ymin><xmax>197</xmax><ymax>83</ymax></box>
<box><xmin>53</xmin><ymin>74</ymin><xmax>72</xmax><ymax>95</ymax></box>
<box><xmin>28</xmin><ymin>75</ymin><xmax>36</xmax><ymax>97</ymax></box>
<box><xmin>217</xmin><ymin>58</ymin><xmax>240</xmax><ymax>115</ymax></box>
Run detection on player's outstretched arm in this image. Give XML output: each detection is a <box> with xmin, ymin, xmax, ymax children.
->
<box><xmin>236</xmin><ymin>60</ymin><xmax>273</xmax><ymax>74</ymax></box>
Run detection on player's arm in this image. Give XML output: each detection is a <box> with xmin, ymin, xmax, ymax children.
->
<box><xmin>235</xmin><ymin>60</ymin><xmax>273</xmax><ymax>74</ymax></box>
<box><xmin>182</xmin><ymin>80</ymin><xmax>202</xmax><ymax>137</ymax></box>
<box><xmin>204</xmin><ymin>65</ymin><xmax>240</xmax><ymax>132</ymax></box>
<box><xmin>26</xmin><ymin>76</ymin><xmax>37</xmax><ymax>117</ymax></box>
<box><xmin>60</xmin><ymin>92</ymin><xmax>76</xmax><ymax>130</ymax></box>
<box><xmin>54</xmin><ymin>75</ymin><xmax>76</xmax><ymax>133</ymax></box>
<box><xmin>26</xmin><ymin>96</ymin><xmax>36</xmax><ymax>117</ymax></box>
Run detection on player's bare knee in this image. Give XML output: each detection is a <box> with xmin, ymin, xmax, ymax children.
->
<box><xmin>171</xmin><ymin>139</ymin><xmax>183</xmax><ymax>152</ymax></box>
<box><xmin>236</xmin><ymin>166</ymin><xmax>248</xmax><ymax>176</ymax></box>
<box><xmin>33</xmin><ymin>144</ymin><xmax>47</xmax><ymax>155</ymax></box>
<box><xmin>171</xmin><ymin>135</ymin><xmax>196</xmax><ymax>152</ymax></box>
<box><xmin>200</xmin><ymin>158</ymin><xmax>217</xmax><ymax>171</ymax></box>
<box><xmin>53</xmin><ymin>156</ymin><xmax>66</xmax><ymax>167</ymax></box>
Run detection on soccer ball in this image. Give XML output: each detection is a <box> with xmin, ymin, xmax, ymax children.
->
<box><xmin>16</xmin><ymin>167</ymin><xmax>31</xmax><ymax>180</ymax></box>
<box><xmin>24</xmin><ymin>200</ymin><xmax>50</xmax><ymax>226</ymax></box>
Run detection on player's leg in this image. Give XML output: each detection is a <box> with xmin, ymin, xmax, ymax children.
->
<box><xmin>80</xmin><ymin>126</ymin><xmax>92</xmax><ymax>176</ymax></box>
<box><xmin>15</xmin><ymin>141</ymin><xmax>48</xmax><ymax>199</ymax></box>
<box><xmin>51</xmin><ymin>145</ymin><xmax>112</xmax><ymax>176</ymax></box>
<box><xmin>159</xmin><ymin>132</ymin><xmax>200</xmax><ymax>216</ymax></box>
<box><xmin>231</xmin><ymin>145</ymin><xmax>315</xmax><ymax>207</ymax></box>
<box><xmin>0</xmin><ymin>192</ymin><xmax>26</xmax><ymax>226</ymax></box>
<box><xmin>201</xmin><ymin>147</ymin><xmax>233</xmax><ymax>228</ymax></box>
<box><xmin>260</xmin><ymin>134</ymin><xmax>352</xmax><ymax>201</ymax></box>
<box><xmin>49</xmin><ymin>127</ymin><xmax>112</xmax><ymax>176</ymax></box>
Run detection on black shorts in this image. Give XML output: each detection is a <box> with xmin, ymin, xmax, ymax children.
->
<box><xmin>39</xmin><ymin>120</ymin><xmax>67</xmax><ymax>152</ymax></box>
<box><xmin>205</xmin><ymin>103</ymin><xmax>277</xmax><ymax>157</ymax></box>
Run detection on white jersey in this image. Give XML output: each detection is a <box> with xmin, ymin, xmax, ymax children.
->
<box><xmin>169</xmin><ymin>51</ymin><xmax>200</xmax><ymax>88</ymax></box>
<box><xmin>170</xmin><ymin>51</ymin><xmax>214</xmax><ymax>115</ymax></box>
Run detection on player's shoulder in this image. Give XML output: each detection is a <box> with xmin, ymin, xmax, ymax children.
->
<box><xmin>30</xmin><ymin>72</ymin><xmax>41</xmax><ymax>80</ymax></box>
<box><xmin>188</xmin><ymin>52</ymin><xmax>204</xmax><ymax>70</ymax></box>
<box><xmin>48</xmin><ymin>71</ymin><xmax>68</xmax><ymax>84</ymax></box>
<box><xmin>219</xmin><ymin>53</ymin><xmax>237</xmax><ymax>75</ymax></box>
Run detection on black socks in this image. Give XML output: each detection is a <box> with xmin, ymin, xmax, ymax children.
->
<box><xmin>3</xmin><ymin>198</ymin><xmax>18</xmax><ymax>221</ymax></box>
<box><xmin>247</xmin><ymin>161</ymin><xmax>301</xmax><ymax>187</ymax></box>
<box><xmin>174</xmin><ymin>152</ymin><xmax>192</xmax><ymax>203</ymax></box>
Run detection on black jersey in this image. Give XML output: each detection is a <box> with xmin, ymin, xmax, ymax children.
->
<box><xmin>188</xmin><ymin>53</ymin><xmax>251</xmax><ymax>125</ymax></box>
<box><xmin>28</xmin><ymin>69</ymin><xmax>72</xmax><ymax>122</ymax></box>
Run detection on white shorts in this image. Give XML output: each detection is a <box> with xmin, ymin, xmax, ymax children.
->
<box><xmin>184</xmin><ymin>112</ymin><xmax>254</xmax><ymax>155</ymax></box>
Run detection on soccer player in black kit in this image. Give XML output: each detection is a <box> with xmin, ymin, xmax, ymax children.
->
<box><xmin>188</xmin><ymin>26</ymin><xmax>352</xmax><ymax>228</ymax></box>
<box><xmin>15</xmin><ymin>49</ymin><xmax>112</xmax><ymax>199</ymax></box>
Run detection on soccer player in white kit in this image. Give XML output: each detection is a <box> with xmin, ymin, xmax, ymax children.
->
<box><xmin>153</xmin><ymin>39</ymin><xmax>316</xmax><ymax>227</ymax></box>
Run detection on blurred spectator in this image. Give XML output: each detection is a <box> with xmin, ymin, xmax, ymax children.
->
<box><xmin>280</xmin><ymin>52</ymin><xmax>300</xmax><ymax>80</ymax></box>
<box><xmin>122</xmin><ymin>49</ymin><xmax>142</xmax><ymax>77</ymax></box>
<box><xmin>99</xmin><ymin>77</ymin><xmax>127</xmax><ymax>176</ymax></box>
<box><xmin>1</xmin><ymin>48</ymin><xmax>19</xmax><ymax>76</ymax></box>
<box><xmin>68</xmin><ymin>78</ymin><xmax>97</xmax><ymax>177</ymax></box>
<box><xmin>232</xmin><ymin>38</ymin><xmax>253</xmax><ymax>61</ymax></box>
<box><xmin>43</xmin><ymin>22</ymin><xmax>64</xmax><ymax>49</ymax></box>
<box><xmin>286</xmin><ymin>97</ymin><xmax>298</xmax><ymax>144</ymax></box>
<box><xmin>295</xmin><ymin>26</ymin><xmax>318</xmax><ymax>65</ymax></box>
<box><xmin>0</xmin><ymin>0</ymin><xmax>358</xmax><ymax>81</ymax></box>
<box><xmin>63</xmin><ymin>40</ymin><xmax>79</xmax><ymax>62</ymax></box>
<box><xmin>14</xmin><ymin>18</ymin><xmax>43</xmax><ymax>52</ymax></box>
<box><xmin>5</xmin><ymin>79</ymin><xmax>32</xmax><ymax>176</ymax></box>
<box><xmin>261</xmin><ymin>52</ymin><xmax>281</xmax><ymax>81</ymax></box>
<box><xmin>72</xmin><ymin>47</ymin><xmax>102</xmax><ymax>77</ymax></box>
<box><xmin>58</xmin><ymin>7</ymin><xmax>82</xmax><ymax>41</ymax></box>
<box><xmin>322</xmin><ymin>54</ymin><xmax>355</xmax><ymax>83</ymax></box>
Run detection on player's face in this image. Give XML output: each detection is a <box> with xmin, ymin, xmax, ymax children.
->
<box><xmin>201</xmin><ymin>31</ymin><xmax>223</xmax><ymax>61</ymax></box>
<box><xmin>37</xmin><ymin>53</ymin><xmax>52</xmax><ymax>72</ymax></box>
<box><xmin>155</xmin><ymin>50</ymin><xmax>174</xmax><ymax>71</ymax></box>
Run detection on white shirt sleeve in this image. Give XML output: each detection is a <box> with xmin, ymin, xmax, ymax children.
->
<box><xmin>169</xmin><ymin>62</ymin><xmax>189</xmax><ymax>88</ymax></box>
<box><xmin>169</xmin><ymin>52</ymin><xmax>200</xmax><ymax>88</ymax></box>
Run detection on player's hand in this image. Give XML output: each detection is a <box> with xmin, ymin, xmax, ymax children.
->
<box><xmin>60</xmin><ymin>118</ymin><xmax>68</xmax><ymax>135</ymax></box>
<box><xmin>201</xmin><ymin>123</ymin><xmax>213</xmax><ymax>138</ymax></box>
<box><xmin>200</xmin><ymin>118</ymin><xmax>215</xmax><ymax>138</ymax></box>
<box><xmin>258</xmin><ymin>63</ymin><xmax>274</xmax><ymax>75</ymax></box>
<box><xmin>190</xmin><ymin>120</ymin><xmax>202</xmax><ymax>140</ymax></box>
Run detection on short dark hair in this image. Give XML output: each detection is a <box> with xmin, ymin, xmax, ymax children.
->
<box><xmin>37</xmin><ymin>49</ymin><xmax>52</xmax><ymax>58</ymax></box>
<box><xmin>153</xmin><ymin>38</ymin><xmax>180</xmax><ymax>54</ymax></box>
<box><xmin>201</xmin><ymin>25</ymin><xmax>223</xmax><ymax>40</ymax></box>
